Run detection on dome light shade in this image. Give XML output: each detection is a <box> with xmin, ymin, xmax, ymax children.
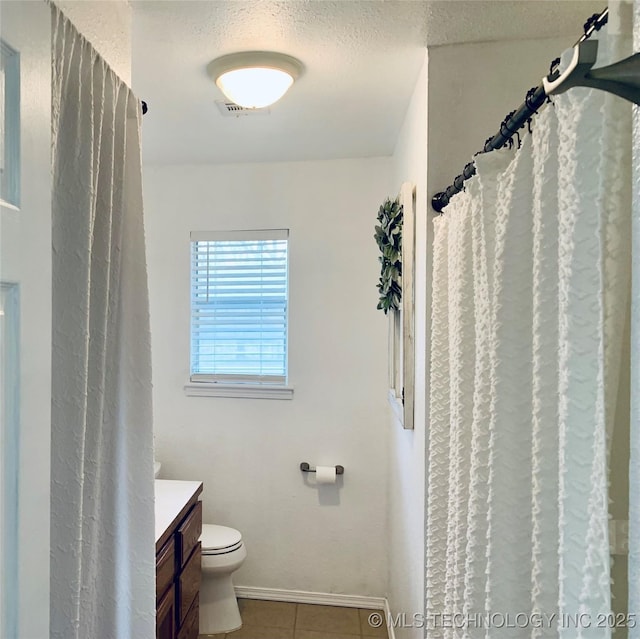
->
<box><xmin>207</xmin><ymin>52</ymin><xmax>304</xmax><ymax>109</ymax></box>
<box><xmin>217</xmin><ymin>68</ymin><xmax>293</xmax><ymax>109</ymax></box>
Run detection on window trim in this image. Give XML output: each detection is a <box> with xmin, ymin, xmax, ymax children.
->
<box><xmin>183</xmin><ymin>381</ymin><xmax>294</xmax><ymax>400</ymax></box>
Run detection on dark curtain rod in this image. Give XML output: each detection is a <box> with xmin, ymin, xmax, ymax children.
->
<box><xmin>431</xmin><ymin>7</ymin><xmax>609</xmax><ymax>213</ymax></box>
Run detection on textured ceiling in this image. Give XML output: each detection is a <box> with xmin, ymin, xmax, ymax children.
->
<box><xmin>131</xmin><ymin>0</ymin><xmax>602</xmax><ymax>166</ymax></box>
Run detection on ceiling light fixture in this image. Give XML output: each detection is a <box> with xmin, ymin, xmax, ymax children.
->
<box><xmin>207</xmin><ymin>51</ymin><xmax>304</xmax><ymax>109</ymax></box>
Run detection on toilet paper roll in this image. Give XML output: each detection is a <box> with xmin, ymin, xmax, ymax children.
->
<box><xmin>315</xmin><ymin>466</ymin><xmax>337</xmax><ymax>484</ymax></box>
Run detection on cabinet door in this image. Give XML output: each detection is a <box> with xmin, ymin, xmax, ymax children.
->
<box><xmin>156</xmin><ymin>583</ymin><xmax>175</xmax><ymax>639</ymax></box>
<box><xmin>177</xmin><ymin>543</ymin><xmax>201</xmax><ymax>627</ymax></box>
<box><xmin>177</xmin><ymin>594</ymin><xmax>199</xmax><ymax>639</ymax></box>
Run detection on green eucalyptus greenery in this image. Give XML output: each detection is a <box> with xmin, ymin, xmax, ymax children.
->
<box><xmin>374</xmin><ymin>197</ymin><xmax>403</xmax><ymax>314</ymax></box>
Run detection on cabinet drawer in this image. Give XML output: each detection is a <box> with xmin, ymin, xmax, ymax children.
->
<box><xmin>177</xmin><ymin>501</ymin><xmax>202</xmax><ymax>568</ymax></box>
<box><xmin>177</xmin><ymin>542</ymin><xmax>201</xmax><ymax>627</ymax></box>
<box><xmin>156</xmin><ymin>583</ymin><xmax>175</xmax><ymax>639</ymax></box>
<box><xmin>177</xmin><ymin>594</ymin><xmax>199</xmax><ymax>639</ymax></box>
<box><xmin>156</xmin><ymin>537</ymin><xmax>175</xmax><ymax>601</ymax></box>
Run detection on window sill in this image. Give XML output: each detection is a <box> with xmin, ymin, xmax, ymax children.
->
<box><xmin>184</xmin><ymin>382</ymin><xmax>294</xmax><ymax>400</ymax></box>
<box><xmin>0</xmin><ymin>199</ymin><xmax>20</xmax><ymax>212</ymax></box>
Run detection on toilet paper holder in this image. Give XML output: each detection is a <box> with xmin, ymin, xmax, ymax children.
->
<box><xmin>300</xmin><ymin>462</ymin><xmax>344</xmax><ymax>475</ymax></box>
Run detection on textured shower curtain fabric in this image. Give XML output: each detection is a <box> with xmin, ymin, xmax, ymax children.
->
<box><xmin>426</xmin><ymin>10</ymin><xmax>633</xmax><ymax>639</ymax></box>
<box><xmin>50</xmin><ymin>6</ymin><xmax>155</xmax><ymax>639</ymax></box>
<box><xmin>629</xmin><ymin>4</ymin><xmax>640</xmax><ymax>639</ymax></box>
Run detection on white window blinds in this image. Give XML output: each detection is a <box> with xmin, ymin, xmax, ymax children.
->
<box><xmin>190</xmin><ymin>229</ymin><xmax>289</xmax><ymax>384</ymax></box>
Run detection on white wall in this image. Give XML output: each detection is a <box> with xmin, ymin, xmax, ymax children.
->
<box><xmin>145</xmin><ymin>158</ymin><xmax>392</xmax><ymax>597</ymax></box>
<box><xmin>427</xmin><ymin>36</ymin><xmax>573</xmax><ymax>204</ymax></box>
<box><xmin>55</xmin><ymin>0</ymin><xmax>132</xmax><ymax>84</ymax></box>
<box><xmin>388</xmin><ymin>51</ymin><xmax>428</xmax><ymax>639</ymax></box>
<box><xmin>0</xmin><ymin>3</ymin><xmax>51</xmax><ymax>637</ymax></box>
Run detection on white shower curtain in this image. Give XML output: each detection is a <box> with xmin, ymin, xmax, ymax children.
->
<box><xmin>629</xmin><ymin>4</ymin><xmax>640</xmax><ymax>639</ymax></box>
<box><xmin>426</xmin><ymin>8</ymin><xmax>632</xmax><ymax>639</ymax></box>
<box><xmin>50</xmin><ymin>6</ymin><xmax>155</xmax><ymax>639</ymax></box>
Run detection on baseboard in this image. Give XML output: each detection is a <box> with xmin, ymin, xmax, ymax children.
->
<box><xmin>234</xmin><ymin>585</ymin><xmax>387</xmax><ymax>611</ymax></box>
<box><xmin>384</xmin><ymin>598</ymin><xmax>397</xmax><ymax>639</ymax></box>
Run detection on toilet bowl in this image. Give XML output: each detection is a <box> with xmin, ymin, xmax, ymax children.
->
<box><xmin>199</xmin><ymin>524</ymin><xmax>247</xmax><ymax>634</ymax></box>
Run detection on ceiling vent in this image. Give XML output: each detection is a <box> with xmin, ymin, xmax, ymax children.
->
<box><xmin>215</xmin><ymin>100</ymin><xmax>271</xmax><ymax>117</ymax></box>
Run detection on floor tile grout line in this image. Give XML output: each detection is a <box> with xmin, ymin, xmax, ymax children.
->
<box><xmin>200</xmin><ymin>599</ymin><xmax>388</xmax><ymax>638</ymax></box>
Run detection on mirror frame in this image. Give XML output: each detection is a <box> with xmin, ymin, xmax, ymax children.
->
<box><xmin>388</xmin><ymin>182</ymin><xmax>415</xmax><ymax>430</ymax></box>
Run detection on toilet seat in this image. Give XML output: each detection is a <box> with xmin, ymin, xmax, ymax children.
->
<box><xmin>201</xmin><ymin>524</ymin><xmax>243</xmax><ymax>555</ymax></box>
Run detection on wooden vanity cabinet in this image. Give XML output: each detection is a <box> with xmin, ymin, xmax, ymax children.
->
<box><xmin>156</xmin><ymin>483</ymin><xmax>203</xmax><ymax>639</ymax></box>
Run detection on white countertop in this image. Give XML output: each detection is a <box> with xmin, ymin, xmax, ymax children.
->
<box><xmin>155</xmin><ymin>479</ymin><xmax>203</xmax><ymax>544</ymax></box>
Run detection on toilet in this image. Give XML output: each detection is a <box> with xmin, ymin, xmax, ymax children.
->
<box><xmin>199</xmin><ymin>524</ymin><xmax>247</xmax><ymax>634</ymax></box>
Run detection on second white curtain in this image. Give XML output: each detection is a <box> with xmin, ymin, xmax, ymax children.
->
<box><xmin>426</xmin><ymin>11</ymin><xmax>632</xmax><ymax>639</ymax></box>
<box><xmin>628</xmin><ymin>3</ymin><xmax>640</xmax><ymax>638</ymax></box>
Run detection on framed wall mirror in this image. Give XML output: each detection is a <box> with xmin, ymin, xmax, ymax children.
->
<box><xmin>388</xmin><ymin>181</ymin><xmax>415</xmax><ymax>430</ymax></box>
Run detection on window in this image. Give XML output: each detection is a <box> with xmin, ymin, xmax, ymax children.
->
<box><xmin>185</xmin><ymin>229</ymin><xmax>292</xmax><ymax>399</ymax></box>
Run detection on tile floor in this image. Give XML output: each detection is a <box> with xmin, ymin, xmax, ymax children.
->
<box><xmin>199</xmin><ymin>598</ymin><xmax>389</xmax><ymax>639</ymax></box>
